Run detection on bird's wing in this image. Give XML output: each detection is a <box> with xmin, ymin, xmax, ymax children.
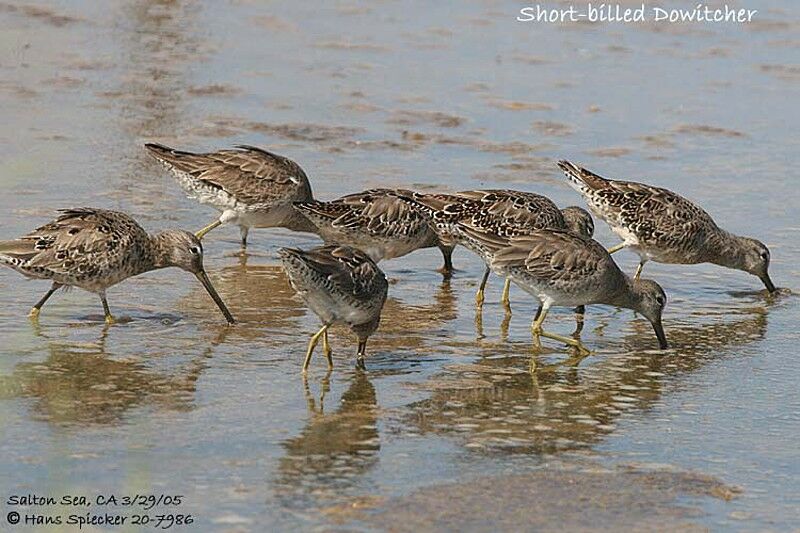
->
<box><xmin>299</xmin><ymin>190</ymin><xmax>430</xmax><ymax>238</ymax></box>
<box><xmin>596</xmin><ymin>180</ymin><xmax>716</xmax><ymax>248</ymax></box>
<box><xmin>0</xmin><ymin>208</ymin><xmax>144</xmax><ymax>275</ymax></box>
<box><xmin>458</xmin><ymin>190</ymin><xmax>565</xmax><ymax>234</ymax></box>
<box><xmin>297</xmin><ymin>245</ymin><xmax>387</xmax><ymax>299</ymax></box>
<box><xmin>145</xmin><ymin>143</ymin><xmax>311</xmax><ymax>206</ymax></box>
<box><xmin>492</xmin><ymin>230</ymin><xmax>609</xmax><ymax>283</ymax></box>
<box><xmin>559</xmin><ymin>160</ymin><xmax>718</xmax><ymax>248</ymax></box>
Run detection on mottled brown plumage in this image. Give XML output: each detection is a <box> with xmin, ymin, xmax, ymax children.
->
<box><xmin>280</xmin><ymin>245</ymin><xmax>388</xmax><ymax>372</ymax></box>
<box><xmin>145</xmin><ymin>143</ymin><xmax>316</xmax><ymax>246</ymax></box>
<box><xmin>399</xmin><ymin>189</ymin><xmax>595</xmax><ymax>309</ymax></box>
<box><xmin>0</xmin><ymin>208</ymin><xmax>235</xmax><ymax>324</ymax></box>
<box><xmin>459</xmin><ymin>223</ymin><xmax>669</xmax><ymax>352</ymax></box>
<box><xmin>559</xmin><ymin>160</ymin><xmax>776</xmax><ymax>292</ymax></box>
<box><xmin>294</xmin><ymin>189</ymin><xmax>454</xmax><ymax>274</ymax></box>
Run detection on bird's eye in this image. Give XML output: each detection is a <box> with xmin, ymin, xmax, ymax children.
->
<box><xmin>190</xmin><ymin>246</ymin><xmax>201</xmax><ymax>255</ymax></box>
<box><xmin>759</xmin><ymin>252</ymin><xmax>768</xmax><ymax>260</ymax></box>
<box><xmin>655</xmin><ymin>295</ymin><xmax>665</xmax><ymax>305</ymax></box>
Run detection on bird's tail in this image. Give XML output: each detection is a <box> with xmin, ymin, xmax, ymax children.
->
<box><xmin>144</xmin><ymin>142</ymin><xmax>200</xmax><ymax>171</ymax></box>
<box><xmin>557</xmin><ymin>160</ymin><xmax>609</xmax><ymax>192</ymax></box>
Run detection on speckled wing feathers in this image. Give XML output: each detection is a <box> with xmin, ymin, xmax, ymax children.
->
<box><xmin>286</xmin><ymin>245</ymin><xmax>387</xmax><ymax>300</ymax></box>
<box><xmin>458</xmin><ymin>224</ymin><xmax>612</xmax><ymax>284</ymax></box>
<box><xmin>559</xmin><ymin>160</ymin><xmax>718</xmax><ymax>255</ymax></box>
<box><xmin>0</xmin><ymin>208</ymin><xmax>147</xmax><ymax>282</ymax></box>
<box><xmin>145</xmin><ymin>143</ymin><xmax>312</xmax><ymax>208</ymax></box>
<box><xmin>296</xmin><ymin>189</ymin><xmax>428</xmax><ymax>239</ymax></box>
<box><xmin>411</xmin><ymin>190</ymin><xmax>566</xmax><ymax>238</ymax></box>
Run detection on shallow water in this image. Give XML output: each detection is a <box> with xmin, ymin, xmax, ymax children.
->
<box><xmin>1</xmin><ymin>0</ymin><xmax>798</xmax><ymax>530</ymax></box>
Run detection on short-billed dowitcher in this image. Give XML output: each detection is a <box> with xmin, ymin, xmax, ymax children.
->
<box><xmin>279</xmin><ymin>245</ymin><xmax>388</xmax><ymax>372</ymax></box>
<box><xmin>559</xmin><ymin>160</ymin><xmax>776</xmax><ymax>292</ymax></box>
<box><xmin>0</xmin><ymin>208</ymin><xmax>235</xmax><ymax>324</ymax></box>
<box><xmin>459</xmin><ymin>224</ymin><xmax>668</xmax><ymax>354</ymax></box>
<box><xmin>145</xmin><ymin>143</ymin><xmax>316</xmax><ymax>247</ymax></box>
<box><xmin>400</xmin><ymin>189</ymin><xmax>594</xmax><ymax>309</ymax></box>
<box><xmin>294</xmin><ymin>188</ymin><xmax>455</xmax><ymax>276</ymax></box>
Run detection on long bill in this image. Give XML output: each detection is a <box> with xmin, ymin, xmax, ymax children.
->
<box><xmin>760</xmin><ymin>272</ymin><xmax>777</xmax><ymax>293</ymax></box>
<box><xmin>195</xmin><ymin>270</ymin><xmax>236</xmax><ymax>324</ymax></box>
<box><xmin>651</xmin><ymin>318</ymin><xmax>668</xmax><ymax>349</ymax></box>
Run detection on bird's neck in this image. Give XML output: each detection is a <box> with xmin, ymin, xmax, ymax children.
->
<box><xmin>704</xmin><ymin>229</ymin><xmax>747</xmax><ymax>270</ymax></box>
<box><xmin>147</xmin><ymin>233</ymin><xmax>174</xmax><ymax>270</ymax></box>
<box><xmin>286</xmin><ymin>209</ymin><xmax>322</xmax><ymax>234</ymax></box>
<box><xmin>607</xmin><ymin>276</ymin><xmax>639</xmax><ymax>309</ymax></box>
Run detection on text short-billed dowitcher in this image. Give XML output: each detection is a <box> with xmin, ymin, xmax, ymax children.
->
<box><xmin>400</xmin><ymin>189</ymin><xmax>594</xmax><ymax>308</ymax></box>
<box><xmin>294</xmin><ymin>188</ymin><xmax>455</xmax><ymax>276</ymax></box>
<box><xmin>279</xmin><ymin>245</ymin><xmax>388</xmax><ymax>372</ymax></box>
<box><xmin>459</xmin><ymin>225</ymin><xmax>668</xmax><ymax>354</ymax></box>
<box><xmin>145</xmin><ymin>143</ymin><xmax>317</xmax><ymax>247</ymax></box>
<box><xmin>559</xmin><ymin>160</ymin><xmax>776</xmax><ymax>292</ymax></box>
<box><xmin>0</xmin><ymin>208</ymin><xmax>235</xmax><ymax>324</ymax></box>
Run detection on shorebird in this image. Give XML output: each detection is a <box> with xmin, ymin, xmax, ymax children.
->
<box><xmin>560</xmin><ymin>205</ymin><xmax>595</xmax><ymax>242</ymax></box>
<box><xmin>400</xmin><ymin>190</ymin><xmax>594</xmax><ymax>308</ymax></box>
<box><xmin>145</xmin><ymin>143</ymin><xmax>317</xmax><ymax>247</ymax></box>
<box><xmin>458</xmin><ymin>224</ymin><xmax>669</xmax><ymax>354</ymax></box>
<box><xmin>279</xmin><ymin>245</ymin><xmax>388</xmax><ymax>372</ymax></box>
<box><xmin>559</xmin><ymin>160</ymin><xmax>776</xmax><ymax>292</ymax></box>
<box><xmin>294</xmin><ymin>188</ymin><xmax>455</xmax><ymax>276</ymax></box>
<box><xmin>0</xmin><ymin>208</ymin><xmax>235</xmax><ymax>324</ymax></box>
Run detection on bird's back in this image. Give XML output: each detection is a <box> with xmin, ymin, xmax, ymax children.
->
<box><xmin>558</xmin><ymin>160</ymin><xmax>720</xmax><ymax>262</ymax></box>
<box><xmin>145</xmin><ymin>143</ymin><xmax>313</xmax><ymax>210</ymax></box>
<box><xmin>456</xmin><ymin>189</ymin><xmax>566</xmax><ymax>236</ymax></box>
<box><xmin>294</xmin><ymin>189</ymin><xmax>439</xmax><ymax>261</ymax></box>
<box><xmin>406</xmin><ymin>189</ymin><xmax>567</xmax><ymax>262</ymax></box>
<box><xmin>279</xmin><ymin>245</ymin><xmax>388</xmax><ymax>329</ymax></box>
<box><xmin>0</xmin><ymin>208</ymin><xmax>150</xmax><ymax>290</ymax></box>
<box><xmin>461</xmin><ymin>225</ymin><xmax>626</xmax><ymax>306</ymax></box>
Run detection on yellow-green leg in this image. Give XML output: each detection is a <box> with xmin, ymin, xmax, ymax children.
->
<box><xmin>322</xmin><ymin>329</ymin><xmax>333</xmax><ymax>368</ymax></box>
<box><xmin>29</xmin><ymin>282</ymin><xmax>61</xmax><ymax>320</ymax></box>
<box><xmin>607</xmin><ymin>242</ymin><xmax>626</xmax><ymax>254</ymax></box>
<box><xmin>100</xmin><ymin>292</ymin><xmax>115</xmax><ymax>324</ymax></box>
<box><xmin>531</xmin><ymin>303</ymin><xmax>546</xmax><ymax>338</ymax></box>
<box><xmin>531</xmin><ymin>303</ymin><xmax>591</xmax><ymax>356</ymax></box>
<box><xmin>303</xmin><ymin>324</ymin><xmax>329</xmax><ymax>372</ymax></box>
<box><xmin>633</xmin><ymin>261</ymin><xmax>645</xmax><ymax>281</ymax></box>
<box><xmin>530</xmin><ymin>304</ymin><xmax>544</xmax><ymax>348</ymax></box>
<box><xmin>475</xmin><ymin>267</ymin><xmax>490</xmax><ymax>307</ymax></box>
<box><xmin>501</xmin><ymin>278</ymin><xmax>512</xmax><ymax>312</ymax></box>
<box><xmin>195</xmin><ymin>219</ymin><xmax>223</xmax><ymax>240</ymax></box>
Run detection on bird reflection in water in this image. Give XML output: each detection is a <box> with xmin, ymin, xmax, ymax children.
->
<box><xmin>287</xmin><ymin>277</ymin><xmax>459</xmax><ymax>369</ymax></box>
<box><xmin>274</xmin><ymin>372</ymin><xmax>379</xmax><ymax>511</ymax></box>
<box><xmin>0</xmin><ymin>324</ymin><xmax>225</xmax><ymax>427</ymax></box>
<box><xmin>405</xmin><ymin>303</ymin><xmax>769</xmax><ymax>455</ymax></box>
